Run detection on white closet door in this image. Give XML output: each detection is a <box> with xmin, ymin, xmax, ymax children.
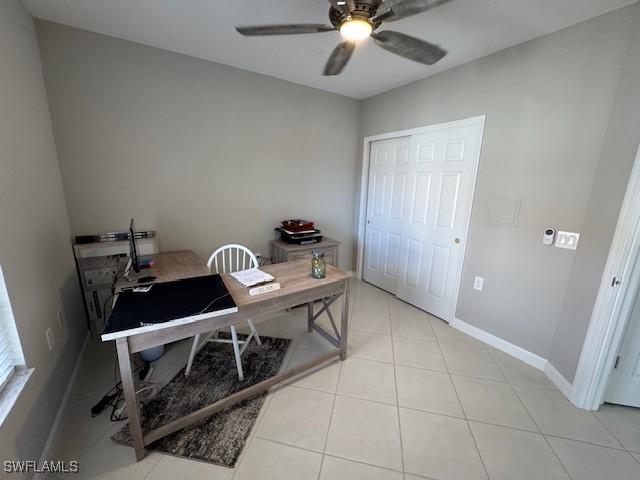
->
<box><xmin>395</xmin><ymin>123</ymin><xmax>482</xmax><ymax>321</ymax></box>
<box><xmin>362</xmin><ymin>136</ymin><xmax>410</xmax><ymax>292</ymax></box>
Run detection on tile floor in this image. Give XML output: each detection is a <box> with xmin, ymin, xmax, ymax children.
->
<box><xmin>51</xmin><ymin>280</ymin><xmax>640</xmax><ymax>479</ymax></box>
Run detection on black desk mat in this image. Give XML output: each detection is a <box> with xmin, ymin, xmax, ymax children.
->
<box><xmin>103</xmin><ymin>274</ymin><xmax>237</xmax><ymax>336</ymax></box>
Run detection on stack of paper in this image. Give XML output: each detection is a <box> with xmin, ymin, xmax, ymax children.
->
<box><xmin>230</xmin><ymin>268</ymin><xmax>275</xmax><ymax>288</ymax></box>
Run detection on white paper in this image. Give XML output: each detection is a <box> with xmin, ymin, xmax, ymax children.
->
<box><xmin>230</xmin><ymin>268</ymin><xmax>276</xmax><ymax>288</ymax></box>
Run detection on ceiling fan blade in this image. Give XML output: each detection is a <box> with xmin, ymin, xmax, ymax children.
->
<box><xmin>373</xmin><ymin>30</ymin><xmax>447</xmax><ymax>65</ymax></box>
<box><xmin>323</xmin><ymin>41</ymin><xmax>356</xmax><ymax>76</ymax></box>
<box><xmin>375</xmin><ymin>0</ymin><xmax>454</xmax><ymax>22</ymax></box>
<box><xmin>236</xmin><ymin>24</ymin><xmax>335</xmax><ymax>36</ymax></box>
<box><xmin>328</xmin><ymin>0</ymin><xmax>356</xmax><ymax>15</ymax></box>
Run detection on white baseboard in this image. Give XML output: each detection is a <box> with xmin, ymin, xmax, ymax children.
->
<box><xmin>451</xmin><ymin>318</ymin><xmax>547</xmax><ymax>370</ymax></box>
<box><xmin>544</xmin><ymin>361</ymin><xmax>574</xmax><ymax>399</ymax></box>
<box><xmin>36</xmin><ymin>331</ymin><xmax>89</xmax><ymax>475</ymax></box>
<box><xmin>451</xmin><ymin>317</ymin><xmax>576</xmax><ymax>399</ymax></box>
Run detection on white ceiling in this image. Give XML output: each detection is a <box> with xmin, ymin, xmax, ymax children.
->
<box><xmin>24</xmin><ymin>0</ymin><xmax>636</xmax><ymax>99</ymax></box>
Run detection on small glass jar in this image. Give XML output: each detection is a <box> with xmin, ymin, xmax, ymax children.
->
<box><xmin>311</xmin><ymin>251</ymin><xmax>326</xmax><ymax>279</ymax></box>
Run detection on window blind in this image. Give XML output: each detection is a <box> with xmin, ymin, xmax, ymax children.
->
<box><xmin>0</xmin><ymin>321</ymin><xmax>16</xmax><ymax>391</ymax></box>
<box><xmin>0</xmin><ymin>267</ymin><xmax>22</xmax><ymax>393</ymax></box>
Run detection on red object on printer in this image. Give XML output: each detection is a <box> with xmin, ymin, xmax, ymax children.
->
<box><xmin>281</xmin><ymin>219</ymin><xmax>315</xmax><ymax>232</ymax></box>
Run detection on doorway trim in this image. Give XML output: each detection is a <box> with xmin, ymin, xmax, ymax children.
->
<box><xmin>571</xmin><ymin>144</ymin><xmax>640</xmax><ymax>410</ymax></box>
<box><xmin>355</xmin><ymin>115</ymin><xmax>486</xmax><ymax>323</ymax></box>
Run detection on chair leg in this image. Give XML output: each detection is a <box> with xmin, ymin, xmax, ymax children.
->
<box><xmin>230</xmin><ymin>325</ymin><xmax>244</xmax><ymax>381</ymax></box>
<box><xmin>185</xmin><ymin>333</ymin><xmax>200</xmax><ymax>376</ymax></box>
<box><xmin>247</xmin><ymin>319</ymin><xmax>262</xmax><ymax>345</ymax></box>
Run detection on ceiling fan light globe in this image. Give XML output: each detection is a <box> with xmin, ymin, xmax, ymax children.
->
<box><xmin>340</xmin><ymin>19</ymin><xmax>372</xmax><ymax>41</ymax></box>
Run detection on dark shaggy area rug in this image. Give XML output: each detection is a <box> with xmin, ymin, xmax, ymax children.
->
<box><xmin>112</xmin><ymin>334</ymin><xmax>291</xmax><ymax>467</ymax></box>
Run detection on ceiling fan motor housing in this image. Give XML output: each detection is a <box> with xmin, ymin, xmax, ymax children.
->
<box><xmin>329</xmin><ymin>0</ymin><xmax>384</xmax><ymax>30</ymax></box>
<box><xmin>235</xmin><ymin>0</ymin><xmax>450</xmax><ymax>75</ymax></box>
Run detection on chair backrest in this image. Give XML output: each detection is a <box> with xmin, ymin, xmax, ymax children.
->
<box><xmin>206</xmin><ymin>244</ymin><xmax>258</xmax><ymax>274</ymax></box>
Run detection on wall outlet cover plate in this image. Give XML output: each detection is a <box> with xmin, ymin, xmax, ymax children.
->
<box><xmin>555</xmin><ymin>231</ymin><xmax>580</xmax><ymax>250</ymax></box>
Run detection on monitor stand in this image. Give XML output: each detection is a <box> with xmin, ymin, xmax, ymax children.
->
<box><xmin>123</xmin><ymin>257</ymin><xmax>144</xmax><ymax>283</ymax></box>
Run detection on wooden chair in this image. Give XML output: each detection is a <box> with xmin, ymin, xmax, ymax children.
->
<box><xmin>184</xmin><ymin>244</ymin><xmax>261</xmax><ymax>380</ymax></box>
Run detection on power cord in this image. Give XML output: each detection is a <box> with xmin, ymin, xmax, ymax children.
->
<box><xmin>91</xmin><ymin>358</ymin><xmax>156</xmax><ymax>422</ymax></box>
<box><xmin>195</xmin><ymin>292</ymin><xmax>232</xmax><ymax>315</ymax></box>
<box><xmin>101</xmin><ymin>256</ymin><xmax>128</xmax><ymax>327</ymax></box>
<box><xmin>102</xmin><ymin>293</ymin><xmax>115</xmax><ymax>327</ymax></box>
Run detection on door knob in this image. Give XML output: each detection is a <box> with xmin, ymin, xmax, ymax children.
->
<box><xmin>367</xmin><ymin>220</ymin><xmax>371</xmax><ymax>224</ymax></box>
<box><xmin>454</xmin><ymin>238</ymin><xmax>460</xmax><ymax>244</ymax></box>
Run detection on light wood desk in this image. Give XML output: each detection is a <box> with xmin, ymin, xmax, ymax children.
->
<box><xmin>114</xmin><ymin>250</ymin><xmax>207</xmax><ymax>293</ymax></box>
<box><xmin>103</xmin><ymin>252</ymin><xmax>351</xmax><ymax>461</ymax></box>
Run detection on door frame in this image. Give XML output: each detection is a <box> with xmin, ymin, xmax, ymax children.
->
<box><xmin>355</xmin><ymin>115</ymin><xmax>486</xmax><ymax>323</ymax></box>
<box><xmin>571</xmin><ymin>143</ymin><xmax>640</xmax><ymax>410</ymax></box>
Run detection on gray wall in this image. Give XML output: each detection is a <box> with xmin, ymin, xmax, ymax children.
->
<box><xmin>35</xmin><ymin>21</ymin><xmax>361</xmax><ymax>270</ymax></box>
<box><xmin>360</xmin><ymin>6</ymin><xmax>636</xmax><ymax>359</ymax></box>
<box><xmin>549</xmin><ymin>3</ymin><xmax>640</xmax><ymax>382</ymax></box>
<box><xmin>0</xmin><ymin>0</ymin><xmax>85</xmax><ymax>468</ymax></box>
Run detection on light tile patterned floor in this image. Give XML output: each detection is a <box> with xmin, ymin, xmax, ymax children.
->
<box><xmin>52</xmin><ymin>280</ymin><xmax>640</xmax><ymax>479</ymax></box>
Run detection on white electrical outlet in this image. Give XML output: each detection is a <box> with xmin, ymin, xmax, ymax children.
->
<box><xmin>45</xmin><ymin>327</ymin><xmax>55</xmax><ymax>351</ymax></box>
<box><xmin>474</xmin><ymin>276</ymin><xmax>484</xmax><ymax>291</ymax></box>
<box><xmin>57</xmin><ymin>308</ymin><xmax>65</xmax><ymax>329</ymax></box>
<box><xmin>555</xmin><ymin>231</ymin><xmax>580</xmax><ymax>250</ymax></box>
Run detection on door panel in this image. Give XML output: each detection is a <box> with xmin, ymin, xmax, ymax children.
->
<box><xmin>390</xmin><ymin>173</ymin><xmax>407</xmax><ymax>220</ymax></box>
<box><xmin>411</xmin><ymin>173</ymin><xmax>432</xmax><ymax>224</ymax></box>
<box><xmin>428</xmin><ymin>245</ymin><xmax>451</xmax><ymax>300</ymax></box>
<box><xmin>445</xmin><ymin>138</ymin><xmax>466</xmax><ymax>161</ymax></box>
<box><xmin>418</xmin><ymin>142</ymin><xmax>436</xmax><ymax>162</ymax></box>
<box><xmin>363</xmin><ymin>137</ymin><xmax>411</xmax><ymax>292</ymax></box>
<box><xmin>371</xmin><ymin>172</ymin><xmax>387</xmax><ymax>217</ymax></box>
<box><xmin>404</xmin><ymin>239</ymin><xmax>423</xmax><ymax>288</ymax></box>
<box><xmin>395</xmin><ymin>145</ymin><xmax>409</xmax><ymax>164</ymax></box>
<box><xmin>606</xmin><ymin>290</ymin><xmax>640</xmax><ymax>408</ymax></box>
<box><xmin>367</xmin><ymin>228</ymin><xmax>383</xmax><ymax>271</ymax></box>
<box><xmin>396</xmin><ymin>123</ymin><xmax>483</xmax><ymax>321</ymax></box>
<box><xmin>385</xmin><ymin>233</ymin><xmax>401</xmax><ymax>278</ymax></box>
<box><xmin>437</xmin><ymin>172</ymin><xmax>462</xmax><ymax>229</ymax></box>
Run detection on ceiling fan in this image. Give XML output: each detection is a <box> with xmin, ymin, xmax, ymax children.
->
<box><xmin>235</xmin><ymin>0</ymin><xmax>453</xmax><ymax>76</ymax></box>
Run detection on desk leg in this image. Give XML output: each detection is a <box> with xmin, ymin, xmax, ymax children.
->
<box><xmin>307</xmin><ymin>302</ymin><xmax>314</xmax><ymax>333</ymax></box>
<box><xmin>340</xmin><ymin>280</ymin><xmax>350</xmax><ymax>361</ymax></box>
<box><xmin>116</xmin><ymin>338</ymin><xmax>146</xmax><ymax>461</ymax></box>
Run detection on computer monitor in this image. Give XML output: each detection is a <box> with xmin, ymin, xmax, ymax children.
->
<box><xmin>129</xmin><ymin>218</ymin><xmax>140</xmax><ymax>273</ymax></box>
